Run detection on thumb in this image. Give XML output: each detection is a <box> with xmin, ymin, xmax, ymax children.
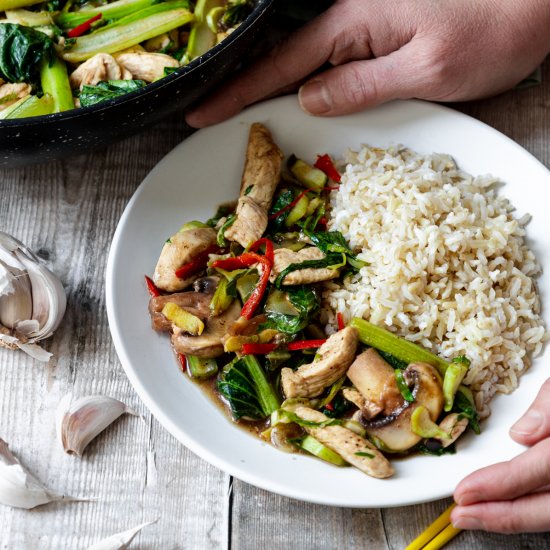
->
<box><xmin>510</xmin><ymin>378</ymin><xmax>550</xmax><ymax>446</ymax></box>
<box><xmin>298</xmin><ymin>42</ymin><xmax>435</xmax><ymax>116</ymax></box>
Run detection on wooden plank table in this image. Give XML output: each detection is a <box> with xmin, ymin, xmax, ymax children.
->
<box><xmin>1</xmin><ymin>59</ymin><xmax>549</xmax><ymax>549</ymax></box>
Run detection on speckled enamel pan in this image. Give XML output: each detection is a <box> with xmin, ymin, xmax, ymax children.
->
<box><xmin>0</xmin><ymin>0</ymin><xmax>275</xmax><ymax>168</ymax></box>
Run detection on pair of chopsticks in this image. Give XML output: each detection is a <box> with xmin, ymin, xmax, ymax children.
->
<box><xmin>405</xmin><ymin>504</ymin><xmax>462</xmax><ymax>550</ymax></box>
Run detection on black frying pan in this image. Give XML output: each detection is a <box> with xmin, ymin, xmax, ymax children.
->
<box><xmin>0</xmin><ymin>0</ymin><xmax>276</xmax><ymax>167</ymax></box>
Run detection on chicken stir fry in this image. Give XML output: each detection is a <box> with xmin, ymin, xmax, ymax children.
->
<box><xmin>0</xmin><ymin>1</ymin><xmax>256</xmax><ymax>119</ymax></box>
<box><xmin>146</xmin><ymin>123</ymin><xmax>480</xmax><ymax>479</ymax></box>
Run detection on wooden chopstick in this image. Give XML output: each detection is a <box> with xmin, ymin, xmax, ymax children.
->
<box><xmin>405</xmin><ymin>503</ymin><xmax>462</xmax><ymax>550</ymax></box>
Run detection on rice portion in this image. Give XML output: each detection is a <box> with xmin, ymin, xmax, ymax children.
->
<box><xmin>324</xmin><ymin>145</ymin><xmax>547</xmax><ymax>418</ymax></box>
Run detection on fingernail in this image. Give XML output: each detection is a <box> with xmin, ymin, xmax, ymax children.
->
<box><xmin>299</xmin><ymin>80</ymin><xmax>332</xmax><ymax>115</ymax></box>
<box><xmin>510</xmin><ymin>409</ymin><xmax>542</xmax><ymax>436</ymax></box>
<box><xmin>452</xmin><ymin>516</ymin><xmax>484</xmax><ymax>530</ymax></box>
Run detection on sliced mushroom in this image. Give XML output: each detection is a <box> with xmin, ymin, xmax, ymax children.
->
<box><xmin>153</xmin><ymin>227</ymin><xmax>217</xmax><ymax>292</ymax></box>
<box><xmin>0</xmin><ymin>82</ymin><xmax>31</xmax><ymax>111</ymax></box>
<box><xmin>69</xmin><ymin>53</ymin><xmax>132</xmax><ymax>90</ymax></box>
<box><xmin>149</xmin><ymin>291</ymin><xmax>212</xmax><ymax>332</ymax></box>
<box><xmin>342</xmin><ymin>387</ymin><xmax>383</xmax><ymax>420</ymax></box>
<box><xmin>346</xmin><ymin>349</ymin><xmax>403</xmax><ymax>417</ymax></box>
<box><xmin>293</xmin><ymin>406</ymin><xmax>393</xmax><ymax>479</ymax></box>
<box><xmin>281</xmin><ymin>327</ymin><xmax>358</xmax><ymax>398</ymax></box>
<box><xmin>225</xmin><ymin>123</ymin><xmax>283</xmax><ymax>247</ymax></box>
<box><xmin>172</xmin><ymin>300</ymin><xmax>241</xmax><ymax>358</ymax></box>
<box><xmin>362</xmin><ymin>362</ymin><xmax>445</xmax><ymax>452</ymax></box>
<box><xmin>116</xmin><ymin>52</ymin><xmax>179</xmax><ymax>82</ymax></box>
<box><xmin>269</xmin><ymin>247</ymin><xmax>340</xmax><ymax>285</ymax></box>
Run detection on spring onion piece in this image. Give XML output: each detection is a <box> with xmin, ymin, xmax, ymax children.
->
<box><xmin>180</xmin><ymin>220</ymin><xmax>209</xmax><ymax>231</ymax></box>
<box><xmin>350</xmin><ymin>317</ymin><xmax>449</xmax><ymax>375</ymax></box>
<box><xmin>235</xmin><ymin>272</ymin><xmax>259</xmax><ymax>303</ymax></box>
<box><xmin>394</xmin><ymin>369</ymin><xmax>415</xmax><ymax>402</ymax></box>
<box><xmin>287</xmin><ymin>155</ymin><xmax>328</xmax><ymax>191</ymax></box>
<box><xmin>285</xmin><ymin>193</ymin><xmax>309</xmax><ymax>227</ymax></box>
<box><xmin>5</xmin><ymin>9</ymin><xmax>53</xmax><ymax>26</ymax></box>
<box><xmin>185</xmin><ymin>355</ymin><xmax>218</xmax><ymax>379</ymax></box>
<box><xmin>0</xmin><ymin>0</ymin><xmax>42</xmax><ymax>9</ymax></box>
<box><xmin>410</xmin><ymin>406</ymin><xmax>451</xmax><ymax>440</ymax></box>
<box><xmin>209</xmin><ymin>277</ymin><xmax>234</xmax><ymax>316</ymax></box>
<box><xmin>443</xmin><ymin>357</ymin><xmax>470</xmax><ymax>411</ymax></box>
<box><xmin>161</xmin><ymin>302</ymin><xmax>204</xmax><ymax>335</ymax></box>
<box><xmin>293</xmin><ymin>435</ymin><xmax>348</xmax><ymax>467</ymax></box>
<box><xmin>216</xmin><ymin>213</ymin><xmax>235</xmax><ymax>246</ymax></box>
<box><xmin>55</xmin><ymin>0</ymin><xmax>161</xmax><ymax>29</ymax></box>
<box><xmin>206</xmin><ymin>6</ymin><xmax>225</xmax><ymax>32</ymax></box>
<box><xmin>187</xmin><ymin>0</ymin><xmax>224</xmax><ymax>60</ymax></box>
<box><xmin>61</xmin><ymin>9</ymin><xmax>194</xmax><ymax>63</ymax></box>
<box><xmin>39</xmin><ymin>56</ymin><xmax>74</xmax><ymax>113</ymax></box>
<box><xmin>0</xmin><ymin>94</ymin><xmax>53</xmax><ymax>120</ymax></box>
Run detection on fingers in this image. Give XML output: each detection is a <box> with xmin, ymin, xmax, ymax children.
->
<box><xmin>509</xmin><ymin>378</ymin><xmax>550</xmax><ymax>446</ymax></box>
<box><xmin>297</xmin><ymin>42</ymin><xmax>427</xmax><ymax>116</ymax></box>
<box><xmin>185</xmin><ymin>4</ymin><xmax>363</xmax><ymax>128</ymax></box>
<box><xmin>454</xmin><ymin>438</ymin><xmax>550</xmax><ymax>506</ymax></box>
<box><xmin>451</xmin><ymin>491</ymin><xmax>550</xmax><ymax>534</ymax></box>
<box><xmin>184</xmin><ymin>0</ymin><xmax>393</xmax><ymax>128</ymax></box>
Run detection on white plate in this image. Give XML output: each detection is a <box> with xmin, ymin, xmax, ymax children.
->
<box><xmin>106</xmin><ymin>96</ymin><xmax>550</xmax><ymax>507</ymax></box>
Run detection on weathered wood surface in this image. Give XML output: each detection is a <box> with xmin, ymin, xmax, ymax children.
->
<box><xmin>1</xmin><ymin>59</ymin><xmax>549</xmax><ymax>550</ymax></box>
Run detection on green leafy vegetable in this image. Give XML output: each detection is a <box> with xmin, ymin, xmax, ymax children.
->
<box><xmin>378</xmin><ymin>350</ymin><xmax>408</xmax><ymax>370</ymax></box>
<box><xmin>220</xmin><ymin>0</ymin><xmax>253</xmax><ymax>29</ymax></box>
<box><xmin>269</xmin><ymin>188</ymin><xmax>294</xmax><ymax>230</ymax></box>
<box><xmin>354</xmin><ymin>451</ymin><xmax>375</xmax><ymax>458</ymax></box>
<box><xmin>206</xmin><ymin>203</ymin><xmax>235</xmax><ymax>227</ymax></box>
<box><xmin>217</xmin><ymin>213</ymin><xmax>236</xmax><ymax>246</ymax></box>
<box><xmin>394</xmin><ymin>369</ymin><xmax>414</xmax><ymax>402</ymax></box>
<box><xmin>265</xmin><ymin>286</ymin><xmax>320</xmax><ymax>334</ymax></box>
<box><xmin>0</xmin><ymin>23</ymin><xmax>54</xmax><ymax>84</ymax></box>
<box><xmin>452</xmin><ymin>389</ymin><xmax>480</xmax><ymax>434</ymax></box>
<box><xmin>79</xmin><ymin>79</ymin><xmax>146</xmax><ymax>107</ymax></box>
<box><xmin>321</xmin><ymin>392</ymin><xmax>351</xmax><ymax>418</ymax></box>
<box><xmin>416</xmin><ymin>442</ymin><xmax>457</xmax><ymax>456</ymax></box>
<box><xmin>305</xmin><ymin>230</ymin><xmax>366</xmax><ymax>270</ymax></box>
<box><xmin>217</xmin><ymin>355</ymin><xmax>280</xmax><ymax>420</ymax></box>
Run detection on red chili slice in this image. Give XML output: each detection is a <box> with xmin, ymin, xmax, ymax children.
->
<box><xmin>67</xmin><ymin>13</ymin><xmax>102</xmax><ymax>38</ymax></box>
<box><xmin>211</xmin><ymin>251</ymin><xmax>272</xmax><ymax>320</ymax></box>
<box><xmin>175</xmin><ymin>245</ymin><xmax>219</xmax><ymax>279</ymax></box>
<box><xmin>268</xmin><ymin>189</ymin><xmax>309</xmax><ymax>220</ymax></box>
<box><xmin>337</xmin><ymin>312</ymin><xmax>345</xmax><ymax>331</ymax></box>
<box><xmin>314</xmin><ymin>154</ymin><xmax>341</xmax><ymax>183</ymax></box>
<box><xmin>287</xmin><ymin>339</ymin><xmax>326</xmax><ymax>351</ymax></box>
<box><xmin>144</xmin><ymin>275</ymin><xmax>161</xmax><ymax>297</ymax></box>
<box><xmin>241</xmin><ymin>343</ymin><xmax>277</xmax><ymax>355</ymax></box>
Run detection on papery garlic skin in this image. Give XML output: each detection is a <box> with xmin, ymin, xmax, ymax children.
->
<box><xmin>0</xmin><ymin>232</ymin><xmax>67</xmax><ymax>361</ymax></box>
<box><xmin>0</xmin><ymin>438</ymin><xmax>68</xmax><ymax>509</ymax></box>
<box><xmin>56</xmin><ymin>394</ymin><xmax>139</xmax><ymax>457</ymax></box>
<box><xmin>87</xmin><ymin>520</ymin><xmax>157</xmax><ymax>550</ymax></box>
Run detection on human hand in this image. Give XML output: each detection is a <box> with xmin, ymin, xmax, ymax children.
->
<box><xmin>451</xmin><ymin>379</ymin><xmax>550</xmax><ymax>533</ymax></box>
<box><xmin>185</xmin><ymin>0</ymin><xmax>550</xmax><ymax>128</ymax></box>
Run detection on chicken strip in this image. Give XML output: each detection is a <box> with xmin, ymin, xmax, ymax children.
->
<box><xmin>269</xmin><ymin>247</ymin><xmax>340</xmax><ymax>285</ymax></box>
<box><xmin>281</xmin><ymin>327</ymin><xmax>358</xmax><ymax>398</ymax></box>
<box><xmin>293</xmin><ymin>406</ymin><xmax>394</xmax><ymax>479</ymax></box>
<box><xmin>225</xmin><ymin>123</ymin><xmax>283</xmax><ymax>247</ymax></box>
<box><xmin>153</xmin><ymin>227</ymin><xmax>217</xmax><ymax>292</ymax></box>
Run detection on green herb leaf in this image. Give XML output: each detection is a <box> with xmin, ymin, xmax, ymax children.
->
<box><xmin>217</xmin><ymin>213</ymin><xmax>236</xmax><ymax>247</ymax></box>
<box><xmin>264</xmin><ymin>286</ymin><xmax>320</xmax><ymax>334</ymax></box>
<box><xmin>354</xmin><ymin>451</ymin><xmax>374</xmax><ymax>458</ymax></box>
<box><xmin>0</xmin><ymin>23</ymin><xmax>55</xmax><ymax>85</ymax></box>
<box><xmin>79</xmin><ymin>79</ymin><xmax>146</xmax><ymax>107</ymax></box>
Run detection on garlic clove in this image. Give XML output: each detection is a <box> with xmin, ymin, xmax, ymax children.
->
<box><xmin>0</xmin><ymin>231</ymin><xmax>66</xmax><ymax>361</ymax></box>
<box><xmin>56</xmin><ymin>394</ymin><xmax>139</xmax><ymax>457</ymax></box>
<box><xmin>86</xmin><ymin>520</ymin><xmax>158</xmax><ymax>550</ymax></box>
<box><xmin>0</xmin><ymin>438</ymin><xmax>72</xmax><ymax>509</ymax></box>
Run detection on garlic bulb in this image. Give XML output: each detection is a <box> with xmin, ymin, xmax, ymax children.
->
<box><xmin>86</xmin><ymin>520</ymin><xmax>157</xmax><ymax>550</ymax></box>
<box><xmin>0</xmin><ymin>438</ymin><xmax>71</xmax><ymax>509</ymax></box>
<box><xmin>56</xmin><ymin>394</ymin><xmax>139</xmax><ymax>457</ymax></box>
<box><xmin>0</xmin><ymin>231</ymin><xmax>66</xmax><ymax>362</ymax></box>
